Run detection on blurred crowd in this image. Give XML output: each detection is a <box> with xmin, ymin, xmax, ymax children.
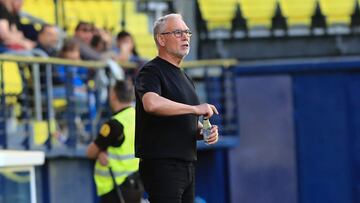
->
<box><xmin>0</xmin><ymin>0</ymin><xmax>150</xmax><ymax>147</ymax></box>
<box><xmin>0</xmin><ymin>0</ymin><xmax>146</xmax><ymax>65</ymax></box>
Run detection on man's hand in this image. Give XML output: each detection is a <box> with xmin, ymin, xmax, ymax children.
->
<box><xmin>98</xmin><ymin>151</ymin><xmax>109</xmax><ymax>166</ymax></box>
<box><xmin>204</xmin><ymin>125</ymin><xmax>219</xmax><ymax>145</ymax></box>
<box><xmin>194</xmin><ymin>103</ymin><xmax>219</xmax><ymax>118</ymax></box>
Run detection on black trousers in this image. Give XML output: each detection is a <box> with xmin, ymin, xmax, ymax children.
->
<box><xmin>100</xmin><ymin>172</ymin><xmax>143</xmax><ymax>203</ymax></box>
<box><xmin>139</xmin><ymin>158</ymin><xmax>195</xmax><ymax>203</ymax></box>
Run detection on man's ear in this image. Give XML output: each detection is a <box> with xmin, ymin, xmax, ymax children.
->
<box><xmin>157</xmin><ymin>34</ymin><xmax>166</xmax><ymax>47</ymax></box>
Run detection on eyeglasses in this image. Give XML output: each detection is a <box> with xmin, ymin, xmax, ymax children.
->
<box><xmin>160</xmin><ymin>29</ymin><xmax>192</xmax><ymax>38</ymax></box>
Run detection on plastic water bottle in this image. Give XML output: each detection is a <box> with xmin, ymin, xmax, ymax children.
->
<box><xmin>202</xmin><ymin>118</ymin><xmax>212</xmax><ymax>143</ymax></box>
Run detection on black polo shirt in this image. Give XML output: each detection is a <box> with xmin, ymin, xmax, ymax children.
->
<box><xmin>135</xmin><ymin>57</ymin><xmax>200</xmax><ymax>161</ymax></box>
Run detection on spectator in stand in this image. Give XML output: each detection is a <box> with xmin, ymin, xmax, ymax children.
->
<box><xmin>71</xmin><ymin>21</ymin><xmax>102</xmax><ymax>61</ymax></box>
<box><xmin>52</xmin><ymin>40</ymin><xmax>95</xmax><ymax>143</ymax></box>
<box><xmin>33</xmin><ymin>24</ymin><xmax>59</xmax><ymax>103</ymax></box>
<box><xmin>115</xmin><ymin>31</ymin><xmax>142</xmax><ymax>63</ymax></box>
<box><xmin>54</xmin><ymin>40</ymin><xmax>89</xmax><ymax>110</ymax></box>
<box><xmin>91</xmin><ymin>28</ymin><xmax>114</xmax><ymax>59</ymax></box>
<box><xmin>35</xmin><ymin>24</ymin><xmax>59</xmax><ymax>56</ymax></box>
<box><xmin>53</xmin><ymin>40</ymin><xmax>96</xmax><ymax>143</ymax></box>
<box><xmin>114</xmin><ymin>31</ymin><xmax>147</xmax><ymax>78</ymax></box>
<box><xmin>0</xmin><ymin>0</ymin><xmax>35</xmax><ymax>52</ymax></box>
<box><xmin>91</xmin><ymin>34</ymin><xmax>107</xmax><ymax>53</ymax></box>
<box><xmin>58</xmin><ymin>40</ymin><xmax>81</xmax><ymax>60</ymax></box>
<box><xmin>55</xmin><ymin>40</ymin><xmax>88</xmax><ymax>86</ymax></box>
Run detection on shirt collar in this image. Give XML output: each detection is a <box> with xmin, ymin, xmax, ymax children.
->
<box><xmin>112</xmin><ymin>106</ymin><xmax>132</xmax><ymax>116</ymax></box>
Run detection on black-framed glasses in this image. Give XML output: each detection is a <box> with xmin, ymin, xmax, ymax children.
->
<box><xmin>160</xmin><ymin>29</ymin><xmax>192</xmax><ymax>38</ymax></box>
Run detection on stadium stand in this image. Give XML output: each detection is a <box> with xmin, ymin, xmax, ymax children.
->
<box><xmin>279</xmin><ymin>0</ymin><xmax>316</xmax><ymax>27</ymax></box>
<box><xmin>238</xmin><ymin>0</ymin><xmax>277</xmax><ymax>30</ymax></box>
<box><xmin>319</xmin><ymin>0</ymin><xmax>355</xmax><ymax>34</ymax></box>
<box><xmin>0</xmin><ymin>61</ymin><xmax>22</xmax><ymax>105</ymax></box>
<box><xmin>22</xmin><ymin>0</ymin><xmax>56</xmax><ymax>24</ymax></box>
<box><xmin>319</xmin><ymin>0</ymin><xmax>355</xmax><ymax>26</ymax></box>
<box><xmin>58</xmin><ymin>0</ymin><xmax>156</xmax><ymax>59</ymax></box>
<box><xmin>123</xmin><ymin>1</ymin><xmax>157</xmax><ymax>58</ymax></box>
<box><xmin>197</xmin><ymin>0</ymin><xmax>237</xmax><ymax>31</ymax></box>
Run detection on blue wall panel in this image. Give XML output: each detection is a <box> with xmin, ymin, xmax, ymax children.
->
<box><xmin>346</xmin><ymin>74</ymin><xmax>360</xmax><ymax>202</ymax></box>
<box><xmin>293</xmin><ymin>74</ymin><xmax>353</xmax><ymax>203</ymax></box>
<box><xmin>196</xmin><ymin>150</ymin><xmax>228</xmax><ymax>203</ymax></box>
<box><xmin>47</xmin><ymin>158</ymin><xmax>95</xmax><ymax>203</ymax></box>
<box><xmin>232</xmin><ymin>58</ymin><xmax>360</xmax><ymax>203</ymax></box>
<box><xmin>229</xmin><ymin>76</ymin><xmax>298</xmax><ymax>203</ymax></box>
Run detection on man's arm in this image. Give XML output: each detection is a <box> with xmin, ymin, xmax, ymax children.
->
<box><xmin>86</xmin><ymin>120</ymin><xmax>124</xmax><ymax>159</ymax></box>
<box><xmin>86</xmin><ymin>143</ymin><xmax>109</xmax><ymax>166</ymax></box>
<box><xmin>0</xmin><ymin>20</ymin><xmax>21</xmax><ymax>44</ymax></box>
<box><xmin>86</xmin><ymin>142</ymin><xmax>100</xmax><ymax>159</ymax></box>
<box><xmin>78</xmin><ymin>40</ymin><xmax>102</xmax><ymax>60</ymax></box>
<box><xmin>0</xmin><ymin>20</ymin><xmax>35</xmax><ymax>49</ymax></box>
<box><xmin>142</xmin><ymin>92</ymin><xmax>218</xmax><ymax>117</ymax></box>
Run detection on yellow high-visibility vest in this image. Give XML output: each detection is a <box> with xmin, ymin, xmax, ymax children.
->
<box><xmin>94</xmin><ymin>107</ymin><xmax>139</xmax><ymax>196</ymax></box>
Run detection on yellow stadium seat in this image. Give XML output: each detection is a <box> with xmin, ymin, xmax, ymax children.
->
<box><xmin>76</xmin><ymin>1</ymin><xmax>96</xmax><ymax>23</ymax></box>
<box><xmin>62</xmin><ymin>0</ymin><xmax>124</xmax><ymax>32</ymax></box>
<box><xmin>39</xmin><ymin>1</ymin><xmax>56</xmax><ymax>24</ymax></box>
<box><xmin>238</xmin><ymin>0</ymin><xmax>277</xmax><ymax>28</ymax></box>
<box><xmin>33</xmin><ymin>120</ymin><xmax>49</xmax><ymax>145</ymax></box>
<box><xmin>108</xmin><ymin>1</ymin><xmax>123</xmax><ymax>31</ymax></box>
<box><xmin>134</xmin><ymin>34</ymin><xmax>157</xmax><ymax>59</ymax></box>
<box><xmin>92</xmin><ymin>1</ymin><xmax>110</xmax><ymax>28</ymax></box>
<box><xmin>0</xmin><ymin>61</ymin><xmax>23</xmax><ymax>105</ymax></box>
<box><xmin>114</xmin><ymin>1</ymin><xmax>154</xmax><ymax>59</ymax></box>
<box><xmin>53</xmin><ymin>99</ymin><xmax>67</xmax><ymax>109</ymax></box>
<box><xmin>320</xmin><ymin>0</ymin><xmax>355</xmax><ymax>26</ymax></box>
<box><xmin>126</xmin><ymin>14</ymin><xmax>149</xmax><ymax>35</ymax></box>
<box><xmin>279</xmin><ymin>0</ymin><xmax>317</xmax><ymax>27</ymax></box>
<box><xmin>22</xmin><ymin>0</ymin><xmax>55</xmax><ymax>24</ymax></box>
<box><xmin>63</xmin><ymin>1</ymin><xmax>81</xmax><ymax>34</ymax></box>
<box><xmin>198</xmin><ymin>0</ymin><xmax>237</xmax><ymax>30</ymax></box>
<box><xmin>101</xmin><ymin>1</ymin><xmax>123</xmax><ymax>30</ymax></box>
<box><xmin>1</xmin><ymin>62</ymin><xmax>22</xmax><ymax>95</ymax></box>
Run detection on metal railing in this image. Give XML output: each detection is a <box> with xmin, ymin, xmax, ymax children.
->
<box><xmin>0</xmin><ymin>54</ymin><xmax>239</xmax><ymax>154</ymax></box>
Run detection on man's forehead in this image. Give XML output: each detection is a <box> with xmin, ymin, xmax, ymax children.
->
<box><xmin>166</xmin><ymin>18</ymin><xmax>188</xmax><ymax>30</ymax></box>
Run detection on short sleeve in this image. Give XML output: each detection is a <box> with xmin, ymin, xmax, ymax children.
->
<box><xmin>135</xmin><ymin>66</ymin><xmax>162</xmax><ymax>99</ymax></box>
<box><xmin>94</xmin><ymin>119</ymin><xmax>124</xmax><ymax>150</ymax></box>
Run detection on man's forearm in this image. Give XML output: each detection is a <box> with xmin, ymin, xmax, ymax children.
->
<box><xmin>142</xmin><ymin>92</ymin><xmax>196</xmax><ymax>116</ymax></box>
<box><xmin>86</xmin><ymin>142</ymin><xmax>100</xmax><ymax>159</ymax></box>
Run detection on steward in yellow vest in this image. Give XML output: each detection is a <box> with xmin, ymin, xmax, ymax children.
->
<box><xmin>87</xmin><ymin>80</ymin><xmax>143</xmax><ymax>203</ymax></box>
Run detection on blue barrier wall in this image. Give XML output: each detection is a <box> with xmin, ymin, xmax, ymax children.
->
<box><xmin>36</xmin><ymin>146</ymin><xmax>237</xmax><ymax>203</ymax></box>
<box><xmin>196</xmin><ymin>150</ymin><xmax>230</xmax><ymax>203</ymax></box>
<box><xmin>230</xmin><ymin>57</ymin><xmax>360</xmax><ymax>203</ymax></box>
<box><xmin>294</xmin><ymin>74</ymin><xmax>353</xmax><ymax>203</ymax></box>
<box><xmin>36</xmin><ymin>158</ymin><xmax>96</xmax><ymax>203</ymax></box>
<box><xmin>228</xmin><ymin>76</ymin><xmax>298</xmax><ymax>203</ymax></box>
